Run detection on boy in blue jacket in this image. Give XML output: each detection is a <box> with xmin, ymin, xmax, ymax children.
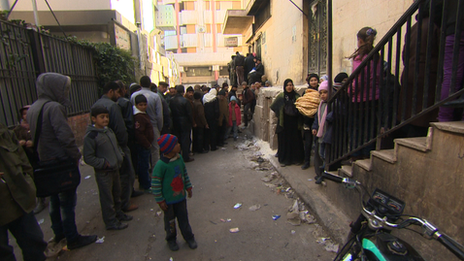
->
<box><xmin>151</xmin><ymin>134</ymin><xmax>197</xmax><ymax>251</ymax></box>
<box><xmin>83</xmin><ymin>106</ymin><xmax>133</xmax><ymax>230</ymax></box>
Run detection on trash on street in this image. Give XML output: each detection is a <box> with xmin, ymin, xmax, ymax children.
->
<box><xmin>272</xmin><ymin>215</ymin><xmax>281</xmax><ymax>220</ymax></box>
<box><xmin>95</xmin><ymin>236</ymin><xmax>105</xmax><ymax>244</ymax></box>
<box><xmin>249</xmin><ymin>204</ymin><xmax>261</xmax><ymax>211</ymax></box>
<box><xmin>233</xmin><ymin>203</ymin><xmax>242</xmax><ymax>209</ymax></box>
<box><xmin>229</xmin><ymin>228</ymin><xmax>240</xmax><ymax>233</ymax></box>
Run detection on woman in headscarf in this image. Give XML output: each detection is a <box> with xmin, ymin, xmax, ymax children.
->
<box><xmin>270</xmin><ymin>79</ymin><xmax>304</xmax><ymax>167</ymax></box>
<box><xmin>203</xmin><ymin>88</ymin><xmax>219</xmax><ymax>151</ymax></box>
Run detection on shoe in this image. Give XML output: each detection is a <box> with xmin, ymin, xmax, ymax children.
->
<box><xmin>186</xmin><ymin>238</ymin><xmax>197</xmax><ymax>249</ymax></box>
<box><xmin>280</xmin><ymin>163</ymin><xmax>286</xmax><ymax>167</ymax></box>
<box><xmin>301</xmin><ymin>162</ymin><xmax>310</xmax><ymax>170</ymax></box>
<box><xmin>123</xmin><ymin>203</ymin><xmax>138</xmax><ymax>212</ymax></box>
<box><xmin>233</xmin><ymin>137</ymin><xmax>238</xmax><ymax>141</ymax></box>
<box><xmin>106</xmin><ymin>222</ymin><xmax>128</xmax><ymax>230</ymax></box>
<box><xmin>223</xmin><ymin>141</ymin><xmax>228</xmax><ymax>145</ymax></box>
<box><xmin>67</xmin><ymin>235</ymin><xmax>98</xmax><ymax>250</ymax></box>
<box><xmin>184</xmin><ymin>158</ymin><xmax>195</xmax><ymax>163</ymax></box>
<box><xmin>274</xmin><ymin>152</ymin><xmax>279</xmax><ymax>157</ymax></box>
<box><xmin>211</xmin><ymin>148</ymin><xmax>217</xmax><ymax>151</ymax></box>
<box><xmin>131</xmin><ymin>190</ymin><xmax>144</xmax><ymax>198</ymax></box>
<box><xmin>238</xmin><ymin>130</ymin><xmax>242</xmax><ymax>133</ymax></box>
<box><xmin>117</xmin><ymin>213</ymin><xmax>133</xmax><ymax>222</ymax></box>
<box><xmin>168</xmin><ymin>241</ymin><xmax>179</xmax><ymax>251</ymax></box>
<box><xmin>48</xmin><ymin>234</ymin><xmax>65</xmax><ymax>244</ymax></box>
<box><xmin>315</xmin><ymin>176</ymin><xmax>324</xmax><ymax>185</ymax></box>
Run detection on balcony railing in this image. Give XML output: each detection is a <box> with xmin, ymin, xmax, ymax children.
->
<box><xmin>327</xmin><ymin>0</ymin><xmax>464</xmax><ymax>166</ymax></box>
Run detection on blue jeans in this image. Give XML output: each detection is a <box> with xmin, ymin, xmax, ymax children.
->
<box><xmin>0</xmin><ymin>212</ymin><xmax>47</xmax><ymax>261</ymax></box>
<box><xmin>225</xmin><ymin>121</ymin><xmax>238</xmax><ymax>139</ymax></box>
<box><xmin>136</xmin><ymin>144</ymin><xmax>151</xmax><ymax>190</ymax></box>
<box><xmin>49</xmin><ymin>188</ymin><xmax>79</xmax><ymax>243</ymax></box>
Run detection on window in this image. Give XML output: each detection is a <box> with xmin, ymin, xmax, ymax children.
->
<box><xmin>254</xmin><ymin>0</ymin><xmax>271</xmax><ymax>30</ymax></box>
<box><xmin>185</xmin><ymin>67</ymin><xmax>213</xmax><ymax>77</ymax></box>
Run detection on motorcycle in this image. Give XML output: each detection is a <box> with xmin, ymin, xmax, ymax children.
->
<box><xmin>320</xmin><ymin>171</ymin><xmax>464</xmax><ymax>261</ymax></box>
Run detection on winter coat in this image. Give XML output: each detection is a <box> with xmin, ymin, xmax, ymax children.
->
<box><xmin>134</xmin><ymin>108</ymin><xmax>154</xmax><ymax>149</ymax></box>
<box><xmin>204</xmin><ymin>99</ymin><xmax>219</xmax><ymax>125</ymax></box>
<box><xmin>244</xmin><ymin>54</ymin><xmax>255</xmax><ymax>76</ymax></box>
<box><xmin>400</xmin><ymin>16</ymin><xmax>440</xmax><ymax>127</ymax></box>
<box><xmin>0</xmin><ymin>123</ymin><xmax>36</xmax><ymax>226</ymax></box>
<box><xmin>92</xmin><ymin>95</ymin><xmax>128</xmax><ymax>147</ymax></box>
<box><xmin>311</xmin><ymin>103</ymin><xmax>334</xmax><ymax>144</ymax></box>
<box><xmin>157</xmin><ymin>90</ymin><xmax>171</xmax><ymax>133</ymax></box>
<box><xmin>27</xmin><ymin>73</ymin><xmax>81</xmax><ymax>162</ymax></box>
<box><xmin>350</xmin><ymin>54</ymin><xmax>381</xmax><ymax>102</ymax></box>
<box><xmin>193</xmin><ymin>100</ymin><xmax>208</xmax><ymax>128</ymax></box>
<box><xmin>242</xmin><ymin>87</ymin><xmax>255</xmax><ymax>105</ymax></box>
<box><xmin>131</xmin><ymin>88</ymin><xmax>163</xmax><ymax>131</ymax></box>
<box><xmin>218</xmin><ymin>98</ymin><xmax>229</xmax><ymax>127</ymax></box>
<box><xmin>228</xmin><ymin>102</ymin><xmax>242</xmax><ymax>126</ymax></box>
<box><xmin>117</xmin><ymin>97</ymin><xmax>134</xmax><ymax>139</ymax></box>
<box><xmin>169</xmin><ymin>94</ymin><xmax>193</xmax><ymax>132</ymax></box>
<box><xmin>83</xmin><ymin>125</ymin><xmax>124</xmax><ymax>171</ymax></box>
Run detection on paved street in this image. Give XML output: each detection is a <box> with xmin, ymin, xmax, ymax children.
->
<box><xmin>14</xmin><ymin>134</ymin><xmax>337</xmax><ymax>261</ymax></box>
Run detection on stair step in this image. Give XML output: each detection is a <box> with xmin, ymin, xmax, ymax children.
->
<box><xmin>371</xmin><ymin>149</ymin><xmax>396</xmax><ymax>164</ymax></box>
<box><xmin>354</xmin><ymin>158</ymin><xmax>372</xmax><ymax>171</ymax></box>
<box><xmin>395</xmin><ymin>137</ymin><xmax>430</xmax><ymax>152</ymax></box>
<box><xmin>339</xmin><ymin>165</ymin><xmax>353</xmax><ymax>177</ymax></box>
<box><xmin>431</xmin><ymin>121</ymin><xmax>464</xmax><ymax>135</ymax></box>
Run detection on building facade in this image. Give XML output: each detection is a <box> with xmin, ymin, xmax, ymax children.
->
<box><xmin>156</xmin><ymin>0</ymin><xmax>246</xmax><ymax>86</ymax></box>
<box><xmin>4</xmin><ymin>0</ymin><xmax>180</xmax><ymax>86</ymax></box>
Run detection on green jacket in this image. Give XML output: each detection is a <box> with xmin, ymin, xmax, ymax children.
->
<box><xmin>0</xmin><ymin>123</ymin><xmax>36</xmax><ymax>226</ymax></box>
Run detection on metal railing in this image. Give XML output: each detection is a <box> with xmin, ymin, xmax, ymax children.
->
<box><xmin>327</xmin><ymin>0</ymin><xmax>464</xmax><ymax>166</ymax></box>
<box><xmin>0</xmin><ymin>20</ymin><xmax>99</xmax><ymax>127</ymax></box>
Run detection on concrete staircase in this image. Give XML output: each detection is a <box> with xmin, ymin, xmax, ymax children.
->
<box><xmin>325</xmin><ymin>121</ymin><xmax>464</xmax><ymax>261</ymax></box>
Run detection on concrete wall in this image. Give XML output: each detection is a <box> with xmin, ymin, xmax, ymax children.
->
<box><xmin>322</xmin><ymin>126</ymin><xmax>464</xmax><ymax>261</ymax></box>
<box><xmin>249</xmin><ymin>0</ymin><xmax>306</xmax><ymax>87</ymax></box>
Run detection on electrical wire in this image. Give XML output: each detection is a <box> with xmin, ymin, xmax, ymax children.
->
<box><xmin>43</xmin><ymin>0</ymin><xmax>68</xmax><ymax>39</ymax></box>
<box><xmin>5</xmin><ymin>0</ymin><xmax>19</xmax><ymax>20</ymax></box>
<box><xmin>288</xmin><ymin>0</ymin><xmax>309</xmax><ymax>18</ymax></box>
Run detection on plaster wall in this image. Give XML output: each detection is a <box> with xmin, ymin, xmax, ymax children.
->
<box><xmin>332</xmin><ymin>0</ymin><xmax>412</xmax><ymax>75</ymax></box>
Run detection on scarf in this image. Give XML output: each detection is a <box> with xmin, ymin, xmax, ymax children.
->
<box><xmin>316</xmin><ymin>101</ymin><xmax>328</xmax><ymax>138</ymax></box>
<box><xmin>203</xmin><ymin>89</ymin><xmax>217</xmax><ymax>104</ymax></box>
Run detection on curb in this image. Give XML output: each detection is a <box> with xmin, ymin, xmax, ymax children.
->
<box><xmin>257</xmin><ymin>140</ymin><xmax>352</xmax><ymax>245</ymax></box>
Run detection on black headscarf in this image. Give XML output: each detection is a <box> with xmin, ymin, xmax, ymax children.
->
<box><xmin>283</xmin><ymin>79</ymin><xmax>296</xmax><ymax>102</ymax></box>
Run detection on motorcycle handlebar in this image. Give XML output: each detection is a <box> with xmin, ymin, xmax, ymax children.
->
<box><xmin>437</xmin><ymin>233</ymin><xmax>464</xmax><ymax>260</ymax></box>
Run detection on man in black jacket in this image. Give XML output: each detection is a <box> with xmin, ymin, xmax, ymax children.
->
<box><xmin>234</xmin><ymin>52</ymin><xmax>245</xmax><ymax>85</ymax></box>
<box><xmin>169</xmin><ymin>85</ymin><xmax>194</xmax><ymax>162</ymax></box>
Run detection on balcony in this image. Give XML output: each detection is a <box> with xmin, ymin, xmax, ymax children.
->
<box><xmin>222</xmin><ymin>9</ymin><xmax>253</xmax><ymax>35</ymax></box>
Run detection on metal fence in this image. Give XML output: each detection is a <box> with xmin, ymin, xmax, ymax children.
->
<box><xmin>327</xmin><ymin>0</ymin><xmax>464</xmax><ymax>166</ymax></box>
<box><xmin>0</xmin><ymin>20</ymin><xmax>99</xmax><ymax>127</ymax></box>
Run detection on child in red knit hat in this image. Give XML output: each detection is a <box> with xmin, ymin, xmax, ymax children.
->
<box><xmin>151</xmin><ymin>134</ymin><xmax>196</xmax><ymax>251</ymax></box>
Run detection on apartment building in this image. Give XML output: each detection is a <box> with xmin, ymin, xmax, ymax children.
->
<box><xmin>156</xmin><ymin>0</ymin><xmax>245</xmax><ymax>86</ymax></box>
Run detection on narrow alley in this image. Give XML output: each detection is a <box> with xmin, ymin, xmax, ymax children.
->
<box><xmin>16</xmin><ymin>132</ymin><xmax>337</xmax><ymax>261</ymax></box>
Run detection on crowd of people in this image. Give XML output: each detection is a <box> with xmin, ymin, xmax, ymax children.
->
<box><xmin>2</xmin><ymin>12</ymin><xmax>463</xmax><ymax>257</ymax></box>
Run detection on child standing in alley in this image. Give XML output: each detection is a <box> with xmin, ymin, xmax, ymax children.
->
<box><xmin>227</xmin><ymin>96</ymin><xmax>242</xmax><ymax>141</ymax></box>
<box><xmin>134</xmin><ymin>94</ymin><xmax>154</xmax><ymax>192</ymax></box>
<box><xmin>83</xmin><ymin>106</ymin><xmax>133</xmax><ymax>230</ymax></box>
<box><xmin>151</xmin><ymin>134</ymin><xmax>197</xmax><ymax>251</ymax></box>
<box><xmin>312</xmin><ymin>81</ymin><xmax>332</xmax><ymax>184</ymax></box>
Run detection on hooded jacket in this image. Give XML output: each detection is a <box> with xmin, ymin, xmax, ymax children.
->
<box><xmin>92</xmin><ymin>95</ymin><xmax>128</xmax><ymax>147</ymax></box>
<box><xmin>0</xmin><ymin>123</ymin><xmax>36</xmax><ymax>226</ymax></box>
<box><xmin>83</xmin><ymin>125</ymin><xmax>124</xmax><ymax>171</ymax></box>
<box><xmin>134</xmin><ymin>107</ymin><xmax>154</xmax><ymax>149</ymax></box>
<box><xmin>27</xmin><ymin>73</ymin><xmax>81</xmax><ymax>162</ymax></box>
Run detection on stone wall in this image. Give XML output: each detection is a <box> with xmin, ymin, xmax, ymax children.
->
<box><xmin>68</xmin><ymin>113</ymin><xmax>90</xmax><ymax>146</ymax></box>
<box><xmin>252</xmin><ymin>85</ymin><xmax>307</xmax><ymax>150</ymax></box>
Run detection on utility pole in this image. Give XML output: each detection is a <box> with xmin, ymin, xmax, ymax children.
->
<box><xmin>31</xmin><ymin>0</ymin><xmax>40</xmax><ymax>32</ymax></box>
